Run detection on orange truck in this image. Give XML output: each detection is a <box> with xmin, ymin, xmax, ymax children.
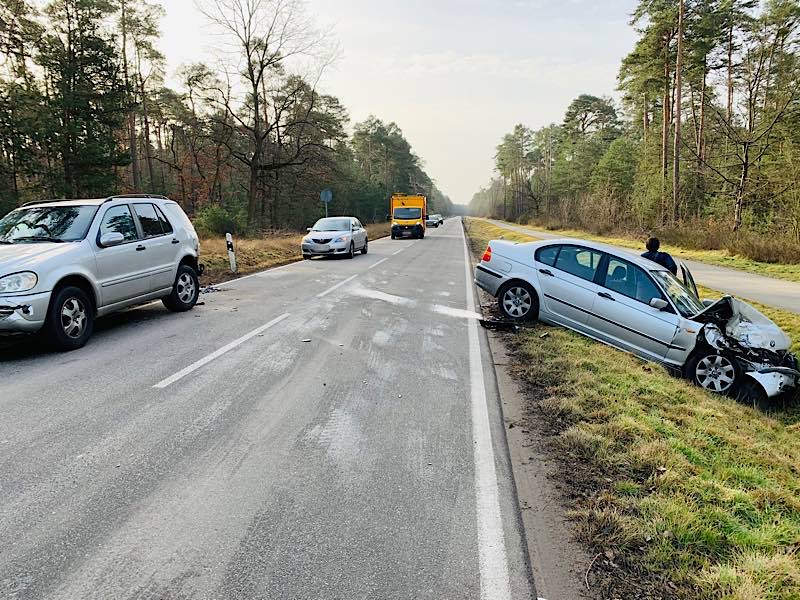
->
<box><xmin>390</xmin><ymin>194</ymin><xmax>427</xmax><ymax>239</ymax></box>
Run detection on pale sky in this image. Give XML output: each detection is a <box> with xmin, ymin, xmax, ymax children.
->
<box><xmin>157</xmin><ymin>0</ymin><xmax>639</xmax><ymax>204</ymax></box>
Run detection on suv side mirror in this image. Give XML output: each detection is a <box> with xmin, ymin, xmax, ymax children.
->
<box><xmin>99</xmin><ymin>232</ymin><xmax>125</xmax><ymax>247</ymax></box>
<box><xmin>649</xmin><ymin>298</ymin><xmax>669</xmax><ymax>310</ymax></box>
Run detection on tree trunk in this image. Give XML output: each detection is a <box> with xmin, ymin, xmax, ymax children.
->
<box><xmin>733</xmin><ymin>143</ymin><xmax>749</xmax><ymax>232</ymax></box>
<box><xmin>727</xmin><ymin>24</ymin><xmax>734</xmax><ymax>122</ymax></box>
<box><xmin>672</xmin><ymin>0</ymin><xmax>684</xmax><ymax>225</ymax></box>
<box><xmin>120</xmin><ymin>0</ymin><xmax>141</xmax><ymax>191</ymax></box>
<box><xmin>661</xmin><ymin>45</ymin><xmax>671</xmax><ymax>223</ymax></box>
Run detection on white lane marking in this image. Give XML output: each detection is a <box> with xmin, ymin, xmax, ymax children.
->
<box><xmin>431</xmin><ymin>304</ymin><xmax>483</xmax><ymax>320</ymax></box>
<box><xmin>317</xmin><ymin>274</ymin><xmax>359</xmax><ymax>298</ymax></box>
<box><xmin>350</xmin><ymin>287</ymin><xmax>416</xmax><ymax>306</ymax></box>
<box><xmin>461</xmin><ymin>225</ymin><xmax>513</xmax><ymax>599</ymax></box>
<box><xmin>391</xmin><ymin>243</ymin><xmax>414</xmax><ymax>256</ymax></box>
<box><xmin>221</xmin><ymin>260</ymin><xmax>300</xmax><ymax>286</ymax></box>
<box><xmin>368</xmin><ymin>257</ymin><xmax>389</xmax><ymax>270</ymax></box>
<box><xmin>153</xmin><ymin>313</ymin><xmax>290</xmax><ymax>389</ymax></box>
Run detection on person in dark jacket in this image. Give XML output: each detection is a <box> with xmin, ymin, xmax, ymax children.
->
<box><xmin>642</xmin><ymin>237</ymin><xmax>678</xmax><ymax>275</ymax></box>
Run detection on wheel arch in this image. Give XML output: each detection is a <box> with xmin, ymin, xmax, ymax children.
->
<box><xmin>51</xmin><ymin>274</ymin><xmax>98</xmax><ymax>313</ymax></box>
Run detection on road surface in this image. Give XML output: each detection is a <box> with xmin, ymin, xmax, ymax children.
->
<box><xmin>0</xmin><ymin>219</ymin><xmax>536</xmax><ymax>600</ymax></box>
<box><xmin>488</xmin><ymin>219</ymin><xmax>800</xmax><ymax>314</ymax></box>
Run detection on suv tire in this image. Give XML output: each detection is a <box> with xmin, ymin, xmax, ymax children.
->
<box><xmin>163</xmin><ymin>265</ymin><xmax>199</xmax><ymax>312</ymax></box>
<box><xmin>45</xmin><ymin>285</ymin><xmax>94</xmax><ymax>351</ymax></box>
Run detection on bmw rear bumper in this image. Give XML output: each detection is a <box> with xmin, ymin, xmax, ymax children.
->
<box><xmin>473</xmin><ymin>264</ymin><xmax>508</xmax><ymax>297</ymax></box>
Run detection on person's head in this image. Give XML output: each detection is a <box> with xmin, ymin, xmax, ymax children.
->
<box><xmin>646</xmin><ymin>237</ymin><xmax>660</xmax><ymax>252</ymax></box>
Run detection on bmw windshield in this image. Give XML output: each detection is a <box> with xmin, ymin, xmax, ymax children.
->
<box><xmin>652</xmin><ymin>270</ymin><xmax>706</xmax><ymax>318</ymax></box>
<box><xmin>0</xmin><ymin>205</ymin><xmax>98</xmax><ymax>243</ymax></box>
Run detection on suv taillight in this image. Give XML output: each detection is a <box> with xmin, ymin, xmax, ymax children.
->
<box><xmin>481</xmin><ymin>245</ymin><xmax>492</xmax><ymax>262</ymax></box>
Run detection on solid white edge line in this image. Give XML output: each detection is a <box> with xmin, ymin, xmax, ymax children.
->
<box><xmin>153</xmin><ymin>313</ymin><xmax>290</xmax><ymax>389</ymax></box>
<box><xmin>461</xmin><ymin>221</ymin><xmax>513</xmax><ymax>599</ymax></box>
<box><xmin>316</xmin><ymin>273</ymin><xmax>359</xmax><ymax>299</ymax></box>
<box><xmin>368</xmin><ymin>257</ymin><xmax>389</xmax><ymax>270</ymax></box>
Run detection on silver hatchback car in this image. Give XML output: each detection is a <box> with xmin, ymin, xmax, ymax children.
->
<box><xmin>0</xmin><ymin>195</ymin><xmax>202</xmax><ymax>350</ymax></box>
<box><xmin>474</xmin><ymin>238</ymin><xmax>799</xmax><ymax>400</ymax></box>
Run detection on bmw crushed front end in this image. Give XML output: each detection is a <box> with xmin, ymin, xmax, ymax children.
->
<box><xmin>689</xmin><ymin>297</ymin><xmax>799</xmax><ymax>398</ymax></box>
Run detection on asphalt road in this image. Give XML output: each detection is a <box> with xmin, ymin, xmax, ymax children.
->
<box><xmin>0</xmin><ymin>218</ymin><xmax>535</xmax><ymax>600</ymax></box>
<box><xmin>488</xmin><ymin>219</ymin><xmax>800</xmax><ymax>314</ymax></box>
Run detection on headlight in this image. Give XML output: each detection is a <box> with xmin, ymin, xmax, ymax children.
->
<box><xmin>0</xmin><ymin>271</ymin><xmax>38</xmax><ymax>294</ymax></box>
<box><xmin>333</xmin><ymin>235</ymin><xmax>351</xmax><ymax>243</ymax></box>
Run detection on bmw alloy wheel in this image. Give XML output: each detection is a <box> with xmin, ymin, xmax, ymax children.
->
<box><xmin>502</xmin><ymin>286</ymin><xmax>532</xmax><ymax>319</ymax></box>
<box><xmin>695</xmin><ymin>354</ymin><xmax>736</xmax><ymax>393</ymax></box>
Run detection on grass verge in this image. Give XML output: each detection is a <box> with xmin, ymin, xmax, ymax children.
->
<box><xmin>200</xmin><ymin>223</ymin><xmax>392</xmax><ymax>284</ymax></box>
<box><xmin>494</xmin><ymin>219</ymin><xmax>800</xmax><ymax>285</ymax></box>
<box><xmin>465</xmin><ymin>217</ymin><xmax>800</xmax><ymax>599</ymax></box>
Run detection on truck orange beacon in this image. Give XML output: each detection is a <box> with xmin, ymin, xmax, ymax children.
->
<box><xmin>389</xmin><ymin>194</ymin><xmax>427</xmax><ymax>239</ymax></box>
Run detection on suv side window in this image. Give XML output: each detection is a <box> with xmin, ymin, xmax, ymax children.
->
<box><xmin>100</xmin><ymin>205</ymin><xmax>138</xmax><ymax>242</ymax></box>
<box><xmin>554</xmin><ymin>245</ymin><xmax>603</xmax><ymax>282</ymax></box>
<box><xmin>133</xmin><ymin>203</ymin><xmax>164</xmax><ymax>238</ymax></box>
<box><xmin>603</xmin><ymin>257</ymin><xmax>664</xmax><ymax>305</ymax></box>
<box><xmin>155</xmin><ymin>205</ymin><xmax>173</xmax><ymax>234</ymax></box>
<box><xmin>535</xmin><ymin>245</ymin><xmax>559</xmax><ymax>266</ymax></box>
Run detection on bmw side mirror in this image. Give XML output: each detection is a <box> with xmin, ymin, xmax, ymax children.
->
<box><xmin>649</xmin><ymin>298</ymin><xmax>669</xmax><ymax>310</ymax></box>
<box><xmin>99</xmin><ymin>232</ymin><xmax>125</xmax><ymax>247</ymax></box>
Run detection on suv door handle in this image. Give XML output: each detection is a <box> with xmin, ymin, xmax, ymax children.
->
<box><xmin>136</xmin><ymin>244</ymin><xmax>146</xmax><ymax>251</ymax></box>
<box><xmin>171</xmin><ymin>238</ymin><xmax>180</xmax><ymax>244</ymax></box>
<box><xmin>539</xmin><ymin>269</ymin><xmax>553</xmax><ymax>276</ymax></box>
<box><xmin>598</xmin><ymin>291</ymin><xmax>615</xmax><ymax>301</ymax></box>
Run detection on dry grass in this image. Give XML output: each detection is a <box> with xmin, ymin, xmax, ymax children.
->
<box><xmin>200</xmin><ymin>222</ymin><xmax>392</xmax><ymax>284</ymax></box>
<box><xmin>466</xmin><ymin>217</ymin><xmax>800</xmax><ymax>599</ymax></box>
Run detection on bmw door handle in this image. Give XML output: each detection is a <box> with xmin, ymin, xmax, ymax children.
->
<box><xmin>598</xmin><ymin>291</ymin><xmax>615</xmax><ymax>301</ymax></box>
<box><xmin>171</xmin><ymin>238</ymin><xmax>180</xmax><ymax>244</ymax></box>
<box><xmin>136</xmin><ymin>244</ymin><xmax>146</xmax><ymax>252</ymax></box>
<box><xmin>539</xmin><ymin>269</ymin><xmax>554</xmax><ymax>276</ymax></box>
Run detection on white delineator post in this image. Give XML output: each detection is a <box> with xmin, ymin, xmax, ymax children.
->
<box><xmin>226</xmin><ymin>233</ymin><xmax>237</xmax><ymax>273</ymax></box>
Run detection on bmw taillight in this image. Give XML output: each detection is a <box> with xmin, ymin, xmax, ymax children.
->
<box><xmin>481</xmin><ymin>245</ymin><xmax>492</xmax><ymax>262</ymax></box>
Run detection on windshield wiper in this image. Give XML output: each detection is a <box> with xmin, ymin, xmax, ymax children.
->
<box><xmin>13</xmin><ymin>236</ymin><xmax>65</xmax><ymax>243</ymax></box>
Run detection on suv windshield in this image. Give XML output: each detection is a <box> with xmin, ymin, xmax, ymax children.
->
<box><xmin>652</xmin><ymin>270</ymin><xmax>706</xmax><ymax>318</ymax></box>
<box><xmin>311</xmin><ymin>217</ymin><xmax>351</xmax><ymax>232</ymax></box>
<box><xmin>0</xmin><ymin>205</ymin><xmax>99</xmax><ymax>243</ymax></box>
<box><xmin>394</xmin><ymin>207</ymin><xmax>421</xmax><ymax>219</ymax></box>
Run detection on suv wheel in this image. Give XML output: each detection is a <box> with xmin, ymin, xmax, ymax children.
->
<box><xmin>45</xmin><ymin>286</ymin><xmax>94</xmax><ymax>351</ymax></box>
<box><xmin>163</xmin><ymin>265</ymin><xmax>199</xmax><ymax>312</ymax></box>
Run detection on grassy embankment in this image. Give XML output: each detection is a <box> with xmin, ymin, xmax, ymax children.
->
<box><xmin>465</xmin><ymin>217</ymin><xmax>800</xmax><ymax>599</ymax></box>
<box><xmin>495</xmin><ymin>219</ymin><xmax>800</xmax><ymax>285</ymax></box>
<box><xmin>200</xmin><ymin>223</ymin><xmax>392</xmax><ymax>283</ymax></box>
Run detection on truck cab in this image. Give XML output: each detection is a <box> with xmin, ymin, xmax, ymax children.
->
<box><xmin>390</xmin><ymin>194</ymin><xmax>427</xmax><ymax>239</ymax></box>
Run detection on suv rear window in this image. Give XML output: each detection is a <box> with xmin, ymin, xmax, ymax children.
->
<box><xmin>155</xmin><ymin>206</ymin><xmax>173</xmax><ymax>234</ymax></box>
<box><xmin>134</xmin><ymin>203</ymin><xmax>164</xmax><ymax>238</ymax></box>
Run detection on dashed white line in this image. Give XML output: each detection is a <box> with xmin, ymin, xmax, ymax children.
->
<box><xmin>391</xmin><ymin>243</ymin><xmax>414</xmax><ymax>256</ymax></box>
<box><xmin>316</xmin><ymin>274</ymin><xmax>359</xmax><ymax>299</ymax></box>
<box><xmin>368</xmin><ymin>258</ymin><xmax>389</xmax><ymax>270</ymax></box>
<box><xmin>153</xmin><ymin>313</ymin><xmax>290</xmax><ymax>389</ymax></box>
<box><xmin>461</xmin><ymin>224</ymin><xmax>512</xmax><ymax>600</ymax></box>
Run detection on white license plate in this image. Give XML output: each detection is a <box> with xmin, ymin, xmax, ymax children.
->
<box><xmin>313</xmin><ymin>244</ymin><xmax>329</xmax><ymax>251</ymax></box>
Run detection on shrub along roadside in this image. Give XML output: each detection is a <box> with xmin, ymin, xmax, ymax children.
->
<box><xmin>465</xmin><ymin>218</ymin><xmax>800</xmax><ymax>599</ymax></box>
<box><xmin>200</xmin><ymin>223</ymin><xmax>391</xmax><ymax>284</ymax></box>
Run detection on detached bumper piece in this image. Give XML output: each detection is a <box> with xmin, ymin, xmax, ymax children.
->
<box><xmin>746</xmin><ymin>366</ymin><xmax>800</xmax><ymax>397</ymax></box>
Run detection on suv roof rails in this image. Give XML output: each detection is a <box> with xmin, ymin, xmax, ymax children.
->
<box><xmin>105</xmin><ymin>194</ymin><xmax>170</xmax><ymax>202</ymax></box>
<box><xmin>20</xmin><ymin>194</ymin><xmax>171</xmax><ymax>207</ymax></box>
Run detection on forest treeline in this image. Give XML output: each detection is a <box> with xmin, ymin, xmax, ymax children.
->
<box><xmin>0</xmin><ymin>0</ymin><xmax>452</xmax><ymax>234</ymax></box>
<box><xmin>470</xmin><ymin>0</ymin><xmax>800</xmax><ymax>262</ymax></box>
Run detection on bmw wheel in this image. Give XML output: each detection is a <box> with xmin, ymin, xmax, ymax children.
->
<box><xmin>688</xmin><ymin>352</ymin><xmax>741</xmax><ymax>395</ymax></box>
<box><xmin>498</xmin><ymin>282</ymin><xmax>539</xmax><ymax>322</ymax></box>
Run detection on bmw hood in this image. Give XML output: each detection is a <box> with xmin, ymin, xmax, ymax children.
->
<box><xmin>0</xmin><ymin>243</ymin><xmax>79</xmax><ymax>275</ymax></box>
<box><xmin>693</xmin><ymin>296</ymin><xmax>791</xmax><ymax>352</ymax></box>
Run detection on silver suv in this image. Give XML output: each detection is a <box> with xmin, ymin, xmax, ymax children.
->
<box><xmin>0</xmin><ymin>195</ymin><xmax>202</xmax><ymax>350</ymax></box>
